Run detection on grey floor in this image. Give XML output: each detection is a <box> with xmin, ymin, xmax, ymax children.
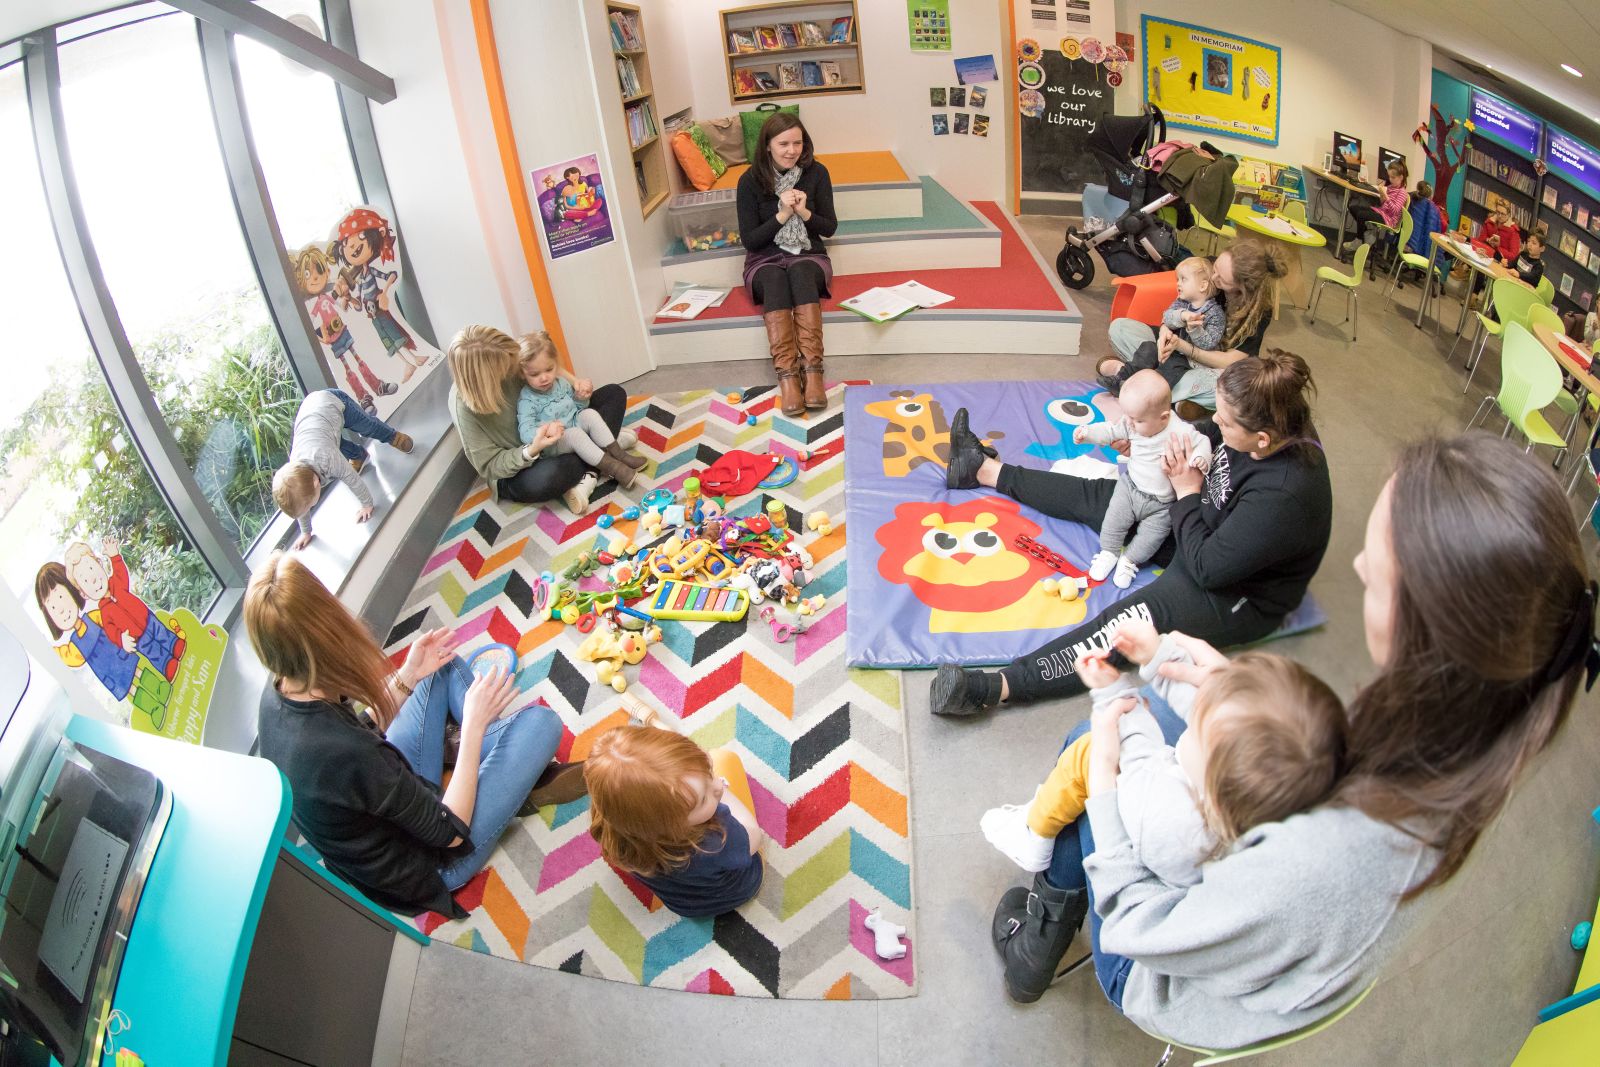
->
<box><xmin>399</xmin><ymin>218</ymin><xmax>1600</xmax><ymax>1066</ymax></box>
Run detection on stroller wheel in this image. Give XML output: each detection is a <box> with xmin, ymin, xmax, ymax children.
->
<box><xmin>1057</xmin><ymin>236</ymin><xmax>1095</xmax><ymax>290</ymax></box>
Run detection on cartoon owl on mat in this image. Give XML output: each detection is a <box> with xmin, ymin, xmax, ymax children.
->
<box><xmin>875</xmin><ymin>497</ymin><xmax>1094</xmax><ymax>634</ymax></box>
<box><xmin>1026</xmin><ymin>391</ymin><xmax>1123</xmax><ymax>478</ymax></box>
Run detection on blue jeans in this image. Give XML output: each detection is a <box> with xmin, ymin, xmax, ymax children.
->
<box><xmin>1045</xmin><ymin>687</ymin><xmax>1188</xmax><ymax>1010</ymax></box>
<box><xmin>331</xmin><ymin>388</ymin><xmax>398</xmax><ymax>462</ymax></box>
<box><xmin>385</xmin><ymin>657</ymin><xmax>563</xmax><ymax>890</ymax></box>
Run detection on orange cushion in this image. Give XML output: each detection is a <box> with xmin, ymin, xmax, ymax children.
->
<box><xmin>672</xmin><ymin>131</ymin><xmax>717</xmax><ymax>192</ymax></box>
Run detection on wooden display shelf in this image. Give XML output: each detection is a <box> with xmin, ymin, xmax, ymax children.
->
<box><xmin>732</xmin><ymin>82</ymin><xmax>862</xmax><ymax>101</ymax></box>
<box><xmin>607</xmin><ymin>2</ymin><xmax>670</xmax><ymax>218</ymax></box>
<box><xmin>726</xmin><ymin>42</ymin><xmax>858</xmax><ymax>58</ymax></box>
<box><xmin>630</xmin><ymin>133</ymin><xmax>660</xmax><ymax>153</ymax></box>
<box><xmin>720</xmin><ymin>0</ymin><xmax>862</xmax><ymax>104</ymax></box>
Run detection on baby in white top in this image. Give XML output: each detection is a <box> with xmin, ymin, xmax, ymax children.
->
<box><xmin>1073</xmin><ymin>370</ymin><xmax>1211</xmax><ymax>588</ymax></box>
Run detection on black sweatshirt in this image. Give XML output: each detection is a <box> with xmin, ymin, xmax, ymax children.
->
<box><xmin>736</xmin><ymin>163</ymin><xmax>838</xmax><ymax>255</ymax></box>
<box><xmin>1169</xmin><ymin>442</ymin><xmax>1332</xmax><ymax>617</ymax></box>
<box><xmin>258</xmin><ymin>687</ymin><xmax>471</xmax><ymax>916</ymax></box>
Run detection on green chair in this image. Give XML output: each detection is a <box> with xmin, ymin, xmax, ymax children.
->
<box><xmin>1536</xmin><ymin>274</ymin><xmax>1556</xmax><ymax>305</ymax></box>
<box><xmin>1307</xmin><ymin>243</ymin><xmax>1369</xmax><ymax>341</ymax></box>
<box><xmin>1381</xmin><ymin>209</ymin><xmax>1435</xmax><ymax>309</ymax></box>
<box><xmin>1189</xmin><ymin>212</ymin><xmax>1237</xmax><ymax>256</ymax></box>
<box><xmin>1281</xmin><ymin>199</ymin><xmax>1308</xmax><ymax>224</ymax></box>
<box><xmin>1461</xmin><ymin>277</ymin><xmax>1541</xmax><ymax>395</ymax></box>
<box><xmin>1468</xmin><ymin>321</ymin><xmax>1567</xmax><ymax>454</ymax></box>
<box><xmin>1148</xmin><ymin>983</ymin><xmax>1377</xmax><ymax>1065</ymax></box>
<box><xmin>1366</xmin><ymin>198</ymin><xmax>1407</xmax><ymax>280</ymax></box>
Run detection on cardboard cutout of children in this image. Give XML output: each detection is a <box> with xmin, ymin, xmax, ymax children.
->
<box><xmin>33</xmin><ymin>538</ymin><xmax>227</xmax><ymax>744</ymax></box>
<box><xmin>288</xmin><ymin>205</ymin><xmax>441</xmax><ymax>421</ymax></box>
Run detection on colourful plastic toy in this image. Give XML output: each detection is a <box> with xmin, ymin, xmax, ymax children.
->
<box><xmin>621</xmin><ymin>505</ymin><xmax>641</xmax><ymax>521</ymax></box>
<box><xmin>758</xmin><ymin>604</ymin><xmax>799</xmax><ymax>643</ymax></box>
<box><xmin>643</xmin><ymin>579</ymin><xmax>750</xmax><ymax>622</ymax></box>
<box><xmin>597</xmin><ymin>514</ymin><xmax>614</xmax><ymax>529</ymax></box>
<box><xmin>806</xmin><ymin>510</ymin><xmax>834</xmax><ymax>536</ymax></box>
<box><xmin>641</xmin><ymin>488</ymin><xmax>675</xmax><ymax>511</ymax></box>
<box><xmin>1574</xmin><ymin>922</ymin><xmax>1593</xmax><ymax>951</ymax></box>
<box><xmin>466</xmin><ymin>642</ymin><xmax>519</xmax><ymax>677</ymax></box>
<box><xmin>746</xmin><ymin>414</ymin><xmax>758</xmax><ymax>426</ymax></box>
<box><xmin>766</xmin><ymin>499</ymin><xmax>790</xmax><ymax>529</ymax></box>
<box><xmin>1040</xmin><ymin>576</ymin><xmax>1087</xmax><ymax>602</ymax></box>
<box><xmin>575</xmin><ymin>626</ymin><xmax>661</xmax><ymax>692</ymax></box>
<box><xmin>760</xmin><ymin>456</ymin><xmax>798</xmax><ymax>488</ymax></box>
<box><xmin>645</xmin><ymin>537</ymin><xmax>741</xmax><ymax>584</ymax></box>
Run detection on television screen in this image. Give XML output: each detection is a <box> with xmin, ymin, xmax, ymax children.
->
<box><xmin>1468</xmin><ymin>89</ymin><xmax>1542</xmax><ymax>156</ymax></box>
<box><xmin>1377</xmin><ymin>147</ymin><xmax>1406</xmax><ymax>180</ymax></box>
<box><xmin>1333</xmin><ymin>132</ymin><xmax>1363</xmax><ymax>174</ymax></box>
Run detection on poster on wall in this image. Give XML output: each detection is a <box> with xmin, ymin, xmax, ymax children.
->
<box><xmin>531</xmin><ymin>154</ymin><xmax>615</xmax><ymax>261</ymax></box>
<box><xmin>908</xmin><ymin>2</ymin><xmax>951</xmax><ymax>51</ymax></box>
<box><xmin>33</xmin><ymin>538</ymin><xmax>226</xmax><ymax>744</ymax></box>
<box><xmin>1140</xmin><ymin>16</ymin><xmax>1281</xmax><ymax>147</ymax></box>
<box><xmin>288</xmin><ymin>205</ymin><xmax>443</xmax><ymax>422</ymax></box>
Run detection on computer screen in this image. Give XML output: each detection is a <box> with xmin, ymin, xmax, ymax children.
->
<box><xmin>1377</xmin><ymin>147</ymin><xmax>1406</xmax><ymax>180</ymax></box>
<box><xmin>1333</xmin><ymin>132</ymin><xmax>1363</xmax><ymax>175</ymax></box>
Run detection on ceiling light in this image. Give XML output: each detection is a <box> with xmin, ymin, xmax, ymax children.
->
<box><xmin>1561</xmin><ymin>63</ymin><xmax>1583</xmax><ymax>77</ymax></box>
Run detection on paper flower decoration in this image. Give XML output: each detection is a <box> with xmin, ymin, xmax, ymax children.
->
<box><xmin>1060</xmin><ymin>37</ymin><xmax>1082</xmax><ymax>61</ymax></box>
<box><xmin>1018</xmin><ymin>38</ymin><xmax>1042</xmax><ymax>63</ymax></box>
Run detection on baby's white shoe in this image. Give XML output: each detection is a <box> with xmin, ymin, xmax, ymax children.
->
<box><xmin>1113</xmin><ymin>556</ymin><xmax>1139</xmax><ymax>589</ymax></box>
<box><xmin>562</xmin><ymin>472</ymin><xmax>598</xmax><ymax>515</ymax></box>
<box><xmin>980</xmin><ymin>795</ymin><xmax>1055</xmax><ymax>872</ymax></box>
<box><xmin>1088</xmin><ymin>550</ymin><xmax>1118</xmax><ymax>582</ymax></box>
<box><xmin>863</xmin><ymin>908</ymin><xmax>907</xmax><ymax>959</ymax></box>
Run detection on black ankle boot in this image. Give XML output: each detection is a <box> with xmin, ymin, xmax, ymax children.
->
<box><xmin>995</xmin><ymin>873</ymin><xmax>1089</xmax><ymax>1004</ymax></box>
<box><xmin>945</xmin><ymin>408</ymin><xmax>991</xmax><ymax>490</ymax></box>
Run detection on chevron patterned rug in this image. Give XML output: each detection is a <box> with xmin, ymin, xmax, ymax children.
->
<box><xmin>381</xmin><ymin>382</ymin><xmax>916</xmax><ymax>999</ymax></box>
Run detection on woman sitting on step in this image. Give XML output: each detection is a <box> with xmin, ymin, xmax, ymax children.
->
<box><xmin>737</xmin><ymin>112</ymin><xmax>837</xmax><ymax>418</ymax></box>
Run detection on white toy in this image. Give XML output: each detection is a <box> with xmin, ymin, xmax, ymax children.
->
<box><xmin>863</xmin><ymin>908</ymin><xmax>907</xmax><ymax>960</ymax></box>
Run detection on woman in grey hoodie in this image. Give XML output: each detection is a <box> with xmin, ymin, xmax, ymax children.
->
<box><xmin>991</xmin><ymin>433</ymin><xmax>1597</xmax><ymax>1049</ymax></box>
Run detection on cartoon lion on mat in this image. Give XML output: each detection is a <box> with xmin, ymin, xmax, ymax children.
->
<box><xmin>874</xmin><ymin>497</ymin><xmax>1093</xmax><ymax>634</ymax></box>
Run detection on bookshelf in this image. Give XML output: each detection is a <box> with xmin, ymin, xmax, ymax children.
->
<box><xmin>607</xmin><ymin>3</ymin><xmax>670</xmax><ymax>218</ymax></box>
<box><xmin>720</xmin><ymin>1</ymin><xmax>863</xmax><ymax>104</ymax></box>
<box><xmin>1535</xmin><ymin>173</ymin><xmax>1600</xmax><ymax>315</ymax></box>
<box><xmin>1461</xmin><ymin>138</ymin><xmax>1538</xmax><ymax>234</ymax></box>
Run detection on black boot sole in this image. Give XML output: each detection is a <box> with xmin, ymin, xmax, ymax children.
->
<box><xmin>945</xmin><ymin>409</ymin><xmax>990</xmax><ymax>490</ymax></box>
<box><xmin>930</xmin><ymin>664</ymin><xmax>987</xmax><ymax>717</ymax></box>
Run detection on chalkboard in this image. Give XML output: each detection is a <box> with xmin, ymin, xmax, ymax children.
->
<box><xmin>1021</xmin><ymin>49</ymin><xmax>1113</xmax><ymax>195</ymax></box>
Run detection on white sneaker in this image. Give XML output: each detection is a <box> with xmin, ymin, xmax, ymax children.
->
<box><xmin>1088</xmin><ymin>550</ymin><xmax>1118</xmax><ymax>582</ymax></box>
<box><xmin>1113</xmin><ymin>556</ymin><xmax>1139</xmax><ymax>589</ymax></box>
<box><xmin>980</xmin><ymin>796</ymin><xmax>1055</xmax><ymax>872</ymax></box>
<box><xmin>562</xmin><ymin>473</ymin><xmax>597</xmax><ymax>515</ymax></box>
<box><xmin>617</xmin><ymin>428</ymin><xmax>638</xmax><ymax>449</ymax></box>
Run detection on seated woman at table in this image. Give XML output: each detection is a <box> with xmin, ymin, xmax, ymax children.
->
<box><xmin>1475</xmin><ymin>198</ymin><xmax>1522</xmax><ymax>265</ymax></box>
<box><xmin>1097</xmin><ymin>239</ymin><xmax>1286</xmax><ymax>419</ymax></box>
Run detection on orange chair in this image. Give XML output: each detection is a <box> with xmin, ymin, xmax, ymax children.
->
<box><xmin>1110</xmin><ymin>271</ymin><xmax>1179</xmax><ymax>326</ymax></box>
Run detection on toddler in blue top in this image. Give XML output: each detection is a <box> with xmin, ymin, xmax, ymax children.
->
<box><xmin>1102</xmin><ymin>257</ymin><xmax>1225</xmax><ymax>396</ymax></box>
<box><xmin>516</xmin><ymin>331</ymin><xmax>646</xmax><ymax>511</ymax></box>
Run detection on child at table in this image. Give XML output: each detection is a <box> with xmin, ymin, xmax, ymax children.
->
<box><xmin>273</xmin><ymin>389</ymin><xmax>413</xmax><ymax>550</ymax></box>
<box><xmin>584</xmin><ymin>725</ymin><xmax>766</xmax><ymax>918</ymax></box>
<box><xmin>1514</xmin><ymin>230</ymin><xmax>1546</xmax><ymax>288</ymax></box>
<box><xmin>979</xmin><ymin>619</ymin><xmax>1347</xmax><ymax>880</ymax></box>
<box><xmin>1343</xmin><ymin>158</ymin><xmax>1409</xmax><ymax>258</ymax></box>
<box><xmin>516</xmin><ymin>330</ymin><xmax>646</xmax><ymax>510</ymax></box>
<box><xmin>1074</xmin><ymin>370</ymin><xmax>1211</xmax><ymax>589</ymax></box>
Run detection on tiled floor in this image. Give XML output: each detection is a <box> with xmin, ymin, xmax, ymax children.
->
<box><xmin>399</xmin><ymin>218</ymin><xmax>1600</xmax><ymax>1066</ymax></box>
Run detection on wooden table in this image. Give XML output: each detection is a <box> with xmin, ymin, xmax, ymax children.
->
<box><xmin>1414</xmin><ymin>232</ymin><xmax>1527</xmax><ymax>340</ymax></box>
<box><xmin>1226</xmin><ymin>204</ymin><xmax>1327</xmax><ymax>316</ymax></box>
<box><xmin>1533</xmin><ymin>323</ymin><xmax>1600</xmax><ymax>491</ymax></box>
<box><xmin>1304</xmin><ymin>164</ymin><xmax>1381</xmax><ymax>256</ymax></box>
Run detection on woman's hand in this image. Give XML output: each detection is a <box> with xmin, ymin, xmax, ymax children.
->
<box><xmin>574</xmin><ymin>378</ymin><xmax>594</xmax><ymax>401</ymax></box>
<box><xmin>400</xmin><ymin>628</ymin><xmax>460</xmax><ymax>690</ymax></box>
<box><xmin>1155</xmin><ymin>632</ymin><xmax>1231</xmax><ymax>687</ymax></box>
<box><xmin>462</xmin><ymin>665</ymin><xmax>519</xmax><ymax>734</ymax></box>
<box><xmin>1110</xmin><ymin>619</ymin><xmax>1161</xmax><ymax>666</ymax></box>
<box><xmin>1162</xmin><ymin>435</ymin><xmax>1205</xmax><ymax>497</ymax></box>
<box><xmin>1075</xmin><ymin>647</ymin><xmax>1122</xmax><ymax>690</ymax></box>
<box><xmin>1157</xmin><ymin>324</ymin><xmax>1180</xmax><ymax>358</ymax></box>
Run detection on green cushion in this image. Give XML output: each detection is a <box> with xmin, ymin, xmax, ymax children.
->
<box><xmin>740</xmin><ymin>105</ymin><xmax>800</xmax><ymax>164</ymax></box>
<box><xmin>687</xmin><ymin>123</ymin><xmax>727</xmax><ymax>178</ymax></box>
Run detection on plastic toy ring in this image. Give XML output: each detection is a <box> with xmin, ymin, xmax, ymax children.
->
<box><xmin>531</xmin><ymin>578</ymin><xmax>550</xmax><ymax>613</ymax></box>
<box><xmin>576</xmin><ymin>612</ymin><xmax>598</xmax><ymax>633</ymax></box>
<box><xmin>641</xmin><ymin>488</ymin><xmax>675</xmax><ymax>511</ymax></box>
<box><xmin>759</xmin><ymin>605</ymin><xmax>796</xmax><ymax>644</ymax></box>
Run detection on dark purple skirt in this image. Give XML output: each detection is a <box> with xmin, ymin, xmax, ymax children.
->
<box><xmin>743</xmin><ymin>246</ymin><xmax>834</xmax><ymax>305</ymax></box>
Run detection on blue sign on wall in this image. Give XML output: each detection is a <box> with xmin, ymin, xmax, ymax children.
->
<box><xmin>1547</xmin><ymin>128</ymin><xmax>1600</xmax><ymax>199</ymax></box>
<box><xmin>1469</xmin><ymin>89</ymin><xmax>1543</xmax><ymax>155</ymax></box>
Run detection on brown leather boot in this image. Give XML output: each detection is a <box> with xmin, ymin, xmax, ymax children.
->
<box><xmin>596</xmin><ymin>452</ymin><xmax>638</xmax><ymax>489</ymax></box>
<box><xmin>794</xmin><ymin>303</ymin><xmax>826</xmax><ymax>410</ymax></box>
<box><xmin>603</xmin><ymin>441</ymin><xmax>647</xmax><ymax>470</ymax></box>
<box><xmin>764</xmin><ymin>308</ymin><xmax>805</xmax><ymax>417</ymax></box>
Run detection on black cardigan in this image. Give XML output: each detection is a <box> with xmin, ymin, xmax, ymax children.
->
<box><xmin>257</xmin><ymin>686</ymin><xmax>471</xmax><ymax>916</ymax></box>
<box><xmin>737</xmin><ymin>163</ymin><xmax>838</xmax><ymax>255</ymax></box>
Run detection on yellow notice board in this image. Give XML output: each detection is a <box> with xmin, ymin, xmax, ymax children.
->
<box><xmin>1141</xmin><ymin>16</ymin><xmax>1281</xmax><ymax>147</ymax></box>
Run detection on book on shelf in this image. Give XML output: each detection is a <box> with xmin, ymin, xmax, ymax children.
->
<box><xmin>1580</xmin><ymin>207</ymin><xmax>1592</xmax><ymax>228</ymax></box>
<box><xmin>1582</xmin><ymin>290</ymin><xmax>1594</xmax><ymax>310</ymax></box>
<box><xmin>733</xmin><ymin>68</ymin><xmax>759</xmax><ymax>94</ymax></box>
<box><xmin>1577</xmin><ymin>240</ymin><xmax>1592</xmax><ymax>266</ymax></box>
<box><xmin>1562</xmin><ymin>200</ymin><xmax>1576</xmax><ymax>220</ymax></box>
<box><xmin>801</xmin><ymin>61</ymin><xmax>823</xmax><ymax>86</ymax></box>
<box><xmin>1560</xmin><ymin>231</ymin><xmax>1577</xmax><ymax>258</ymax></box>
<box><xmin>777</xmin><ymin>23</ymin><xmax>800</xmax><ymax>49</ymax></box>
<box><xmin>730</xmin><ymin>28</ymin><xmax>757</xmax><ymax>53</ymax></box>
<box><xmin>609</xmin><ymin>11</ymin><xmax>643</xmax><ymax>51</ymax></box>
<box><xmin>1561</xmin><ymin>274</ymin><xmax>1575</xmax><ymax>297</ymax></box>
<box><xmin>800</xmin><ymin>21</ymin><xmax>826</xmax><ymax>46</ymax></box>
<box><xmin>616</xmin><ymin>55</ymin><xmax>642</xmax><ymax>97</ymax></box>
<box><xmin>829</xmin><ymin>16</ymin><xmax>853</xmax><ymax>43</ymax></box>
<box><xmin>1544</xmin><ymin>186</ymin><xmax>1559</xmax><ymax>209</ymax></box>
<box><xmin>635</xmin><ymin>162</ymin><xmax>647</xmax><ymax>200</ymax></box>
<box><xmin>1591</xmin><ymin>214</ymin><xmax>1600</xmax><ymax>237</ymax></box>
<box><xmin>778</xmin><ymin>62</ymin><xmax>802</xmax><ymax>89</ymax></box>
<box><xmin>819</xmin><ymin>60</ymin><xmax>842</xmax><ymax>85</ymax></box>
<box><xmin>752</xmin><ymin>69</ymin><xmax>779</xmax><ymax>91</ymax></box>
<box><xmin>755</xmin><ymin>25</ymin><xmax>780</xmax><ymax>50</ymax></box>
<box><xmin>625</xmin><ymin>99</ymin><xmax>658</xmax><ymax>147</ymax></box>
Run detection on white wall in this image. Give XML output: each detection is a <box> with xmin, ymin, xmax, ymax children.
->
<box><xmin>1111</xmin><ymin>0</ymin><xmax>1432</xmax><ymax>178</ymax></box>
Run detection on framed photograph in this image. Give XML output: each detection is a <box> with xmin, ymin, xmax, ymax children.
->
<box><xmin>968</xmin><ymin>85</ymin><xmax>987</xmax><ymax>109</ymax></box>
<box><xmin>949</xmin><ymin>86</ymin><xmax>966</xmax><ymax>108</ymax></box>
<box><xmin>972</xmin><ymin>113</ymin><xmax>990</xmax><ymax>137</ymax></box>
<box><xmin>930</xmin><ymin>87</ymin><xmax>947</xmax><ymax>107</ymax></box>
<box><xmin>953</xmin><ymin>112</ymin><xmax>970</xmax><ymax>134</ymax></box>
<box><xmin>932</xmin><ymin>113</ymin><xmax>949</xmax><ymax>135</ymax></box>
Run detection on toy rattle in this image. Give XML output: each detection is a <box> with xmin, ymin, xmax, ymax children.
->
<box><xmin>758</xmin><ymin>604</ymin><xmax>799</xmax><ymax>643</ymax></box>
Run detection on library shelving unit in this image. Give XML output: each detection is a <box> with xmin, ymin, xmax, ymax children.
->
<box><xmin>720</xmin><ymin>1</ymin><xmax>863</xmax><ymax>104</ymax></box>
<box><xmin>1460</xmin><ymin>137</ymin><xmax>1538</xmax><ymax>234</ymax></box>
<box><xmin>608</xmin><ymin>3</ymin><xmax>669</xmax><ymax>218</ymax></box>
<box><xmin>1535</xmin><ymin>172</ymin><xmax>1600</xmax><ymax>315</ymax></box>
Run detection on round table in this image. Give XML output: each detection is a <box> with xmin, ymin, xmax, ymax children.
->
<box><xmin>1226</xmin><ymin>205</ymin><xmax>1327</xmax><ymax>317</ymax></box>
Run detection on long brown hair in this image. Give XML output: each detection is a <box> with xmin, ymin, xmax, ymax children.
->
<box><xmin>244</xmin><ymin>552</ymin><xmax>400</xmax><ymax>727</ymax></box>
<box><xmin>1339</xmin><ymin>434</ymin><xmax>1591</xmax><ymax>897</ymax></box>
<box><xmin>447</xmin><ymin>325</ymin><xmax>520</xmax><ymax>416</ymax></box>
<box><xmin>1215</xmin><ymin>348</ymin><xmax>1320</xmax><ymax>458</ymax></box>
<box><xmin>34</xmin><ymin>562</ymin><xmax>83</xmax><ymax>640</ymax></box>
<box><xmin>750</xmin><ymin>111</ymin><xmax>814</xmax><ymax>194</ymax></box>
<box><xmin>585</xmin><ymin>726</ymin><xmax>719</xmax><ymax>876</ymax></box>
<box><xmin>1218</xmin><ymin>238</ymin><xmax>1288</xmax><ymax>349</ymax></box>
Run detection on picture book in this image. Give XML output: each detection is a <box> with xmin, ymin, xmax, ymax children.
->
<box><xmin>1582</xmin><ymin>290</ymin><xmax>1594</xmax><ymax>310</ymax></box>
<box><xmin>840</xmin><ymin>287</ymin><xmax>920</xmax><ymax>323</ymax></box>
<box><xmin>1580</xmin><ymin>206</ymin><xmax>1592</xmax><ymax>228</ymax></box>
<box><xmin>734</xmin><ymin>68</ymin><xmax>759</xmax><ymax>94</ymax></box>
<box><xmin>1591</xmin><ymin>252</ymin><xmax>1600</xmax><ymax>273</ymax></box>
<box><xmin>778</xmin><ymin>63</ymin><xmax>802</xmax><ymax>89</ymax></box>
<box><xmin>829</xmin><ymin>16</ymin><xmax>853</xmax><ymax>43</ymax></box>
<box><xmin>777</xmin><ymin>23</ymin><xmax>800</xmax><ymax>49</ymax></box>
<box><xmin>972</xmin><ymin>113</ymin><xmax>991</xmax><ymax>137</ymax></box>
<box><xmin>969</xmin><ymin>86</ymin><xmax>987</xmax><ymax>109</ymax></box>
<box><xmin>755</xmin><ymin>25</ymin><xmax>780</xmax><ymax>50</ymax></box>
<box><xmin>953</xmin><ymin>112</ymin><xmax>970</xmax><ymax>135</ymax></box>
<box><xmin>800</xmin><ymin>21</ymin><xmax>826</xmax><ymax>46</ymax></box>
<box><xmin>1561</xmin><ymin>274</ymin><xmax>1575</xmax><ymax>297</ymax></box>
<box><xmin>819</xmin><ymin>60</ymin><xmax>842</xmax><ymax>85</ymax></box>
<box><xmin>1562</xmin><ymin>200</ymin><xmax>1575</xmax><ymax>220</ymax></box>
<box><xmin>1561</xmin><ymin>231</ymin><xmax>1578</xmax><ymax>258</ymax></box>
<box><xmin>656</xmin><ymin>287</ymin><xmax>725</xmax><ymax>320</ymax></box>
<box><xmin>1590</xmin><ymin>214</ymin><xmax>1600</xmax><ymax>236</ymax></box>
<box><xmin>752</xmin><ymin>69</ymin><xmax>780</xmax><ymax>92</ymax></box>
<box><xmin>1544</xmin><ymin>185</ymin><xmax>1559</xmax><ymax>209</ymax></box>
<box><xmin>802</xmin><ymin>61</ymin><xmax>823</xmax><ymax>86</ymax></box>
<box><xmin>730</xmin><ymin>29</ymin><xmax>757</xmax><ymax>53</ymax></box>
<box><xmin>1577</xmin><ymin>240</ymin><xmax>1592</xmax><ymax>266</ymax></box>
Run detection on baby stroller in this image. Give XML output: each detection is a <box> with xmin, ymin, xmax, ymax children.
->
<box><xmin>1056</xmin><ymin>106</ymin><xmax>1238</xmax><ymax>290</ymax></box>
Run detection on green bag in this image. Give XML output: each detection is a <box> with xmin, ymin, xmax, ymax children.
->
<box><xmin>740</xmin><ymin>104</ymin><xmax>800</xmax><ymax>165</ymax></box>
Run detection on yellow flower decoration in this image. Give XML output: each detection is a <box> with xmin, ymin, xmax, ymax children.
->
<box><xmin>1060</xmin><ymin>37</ymin><xmax>1082</xmax><ymax>61</ymax></box>
<box><xmin>1463</xmin><ymin>119</ymin><xmax>1476</xmax><ymax>132</ymax></box>
<box><xmin>1018</xmin><ymin>38</ymin><xmax>1042</xmax><ymax>63</ymax></box>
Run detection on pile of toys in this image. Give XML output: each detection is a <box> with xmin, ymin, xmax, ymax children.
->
<box><xmin>534</xmin><ymin>471</ymin><xmax>834</xmax><ymax>693</ymax></box>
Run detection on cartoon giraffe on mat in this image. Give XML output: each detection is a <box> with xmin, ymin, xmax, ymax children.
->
<box><xmin>864</xmin><ymin>392</ymin><xmax>1004</xmax><ymax>478</ymax></box>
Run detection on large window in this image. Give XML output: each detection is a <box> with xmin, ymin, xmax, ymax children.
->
<box><xmin>0</xmin><ymin>65</ymin><xmax>221</xmax><ymax>615</ymax></box>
